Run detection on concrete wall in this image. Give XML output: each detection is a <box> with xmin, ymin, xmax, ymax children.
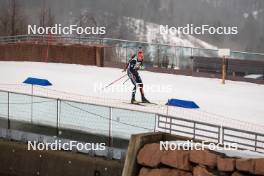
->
<box><xmin>0</xmin><ymin>139</ymin><xmax>123</xmax><ymax>176</ymax></box>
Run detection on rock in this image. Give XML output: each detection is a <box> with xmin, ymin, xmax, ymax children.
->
<box><xmin>190</xmin><ymin>150</ymin><xmax>217</xmax><ymax>167</ymax></box>
<box><xmin>137</xmin><ymin>143</ymin><xmax>164</xmax><ymax>167</ymax></box>
<box><xmin>138</xmin><ymin>167</ymin><xmax>151</xmax><ymax>176</ymax></box>
<box><xmin>138</xmin><ymin>168</ymin><xmax>192</xmax><ymax>176</ymax></box>
<box><xmin>193</xmin><ymin>166</ymin><xmax>215</xmax><ymax>176</ymax></box>
<box><xmin>236</xmin><ymin>158</ymin><xmax>264</xmax><ymax>175</ymax></box>
<box><xmin>235</xmin><ymin>159</ymin><xmax>254</xmax><ymax>173</ymax></box>
<box><xmin>253</xmin><ymin>158</ymin><xmax>264</xmax><ymax>175</ymax></box>
<box><xmin>217</xmin><ymin>157</ymin><xmax>235</xmax><ymax>172</ymax></box>
<box><xmin>161</xmin><ymin>149</ymin><xmax>192</xmax><ymax>171</ymax></box>
<box><xmin>169</xmin><ymin>169</ymin><xmax>193</xmax><ymax>176</ymax></box>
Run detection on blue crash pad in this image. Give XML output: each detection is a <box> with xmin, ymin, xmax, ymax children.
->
<box><xmin>166</xmin><ymin>99</ymin><xmax>199</xmax><ymax>109</ymax></box>
<box><xmin>23</xmin><ymin>77</ymin><xmax>52</xmax><ymax>86</ymax></box>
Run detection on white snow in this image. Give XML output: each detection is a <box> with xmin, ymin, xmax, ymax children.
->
<box><xmin>0</xmin><ymin>61</ymin><xmax>264</xmax><ymax>132</ymax></box>
<box><xmin>244</xmin><ymin>74</ymin><xmax>263</xmax><ymax>80</ymax></box>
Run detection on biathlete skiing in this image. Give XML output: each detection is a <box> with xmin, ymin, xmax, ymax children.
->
<box><xmin>123</xmin><ymin>47</ymin><xmax>150</xmax><ymax>104</ymax></box>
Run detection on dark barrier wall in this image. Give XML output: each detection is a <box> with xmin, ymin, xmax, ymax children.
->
<box><xmin>0</xmin><ymin>139</ymin><xmax>122</xmax><ymax>176</ymax></box>
<box><xmin>0</xmin><ymin>43</ymin><xmax>104</xmax><ymax>66</ymax></box>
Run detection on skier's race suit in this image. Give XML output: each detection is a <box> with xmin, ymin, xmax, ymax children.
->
<box><xmin>127</xmin><ymin>56</ymin><xmax>143</xmax><ymax>100</ymax></box>
<box><xmin>125</xmin><ymin>52</ymin><xmax>149</xmax><ymax>103</ymax></box>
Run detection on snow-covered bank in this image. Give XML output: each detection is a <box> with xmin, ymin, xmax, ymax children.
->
<box><xmin>0</xmin><ymin>61</ymin><xmax>263</xmax><ymax>128</ymax></box>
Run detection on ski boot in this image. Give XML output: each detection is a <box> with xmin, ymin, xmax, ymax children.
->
<box><xmin>141</xmin><ymin>96</ymin><xmax>150</xmax><ymax>103</ymax></box>
<box><xmin>131</xmin><ymin>97</ymin><xmax>138</xmax><ymax>104</ymax></box>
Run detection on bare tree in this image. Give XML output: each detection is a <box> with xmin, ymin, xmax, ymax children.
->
<box><xmin>0</xmin><ymin>1</ymin><xmax>10</xmax><ymax>36</ymax></box>
<box><xmin>0</xmin><ymin>0</ymin><xmax>27</xmax><ymax>36</ymax></box>
<box><xmin>74</xmin><ymin>10</ymin><xmax>98</xmax><ymax>38</ymax></box>
<box><xmin>39</xmin><ymin>0</ymin><xmax>55</xmax><ymax>27</ymax></box>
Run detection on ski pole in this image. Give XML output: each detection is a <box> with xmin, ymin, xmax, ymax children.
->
<box><xmin>102</xmin><ymin>74</ymin><xmax>127</xmax><ymax>90</ymax></box>
<box><xmin>123</xmin><ymin>77</ymin><xmax>130</xmax><ymax>84</ymax></box>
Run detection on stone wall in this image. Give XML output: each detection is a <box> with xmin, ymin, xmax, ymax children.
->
<box><xmin>137</xmin><ymin>143</ymin><xmax>264</xmax><ymax>176</ymax></box>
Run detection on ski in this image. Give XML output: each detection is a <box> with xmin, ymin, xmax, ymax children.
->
<box><xmin>122</xmin><ymin>101</ymin><xmax>160</xmax><ymax>107</ymax></box>
<box><xmin>140</xmin><ymin>102</ymin><xmax>158</xmax><ymax>105</ymax></box>
<box><xmin>122</xmin><ymin>102</ymin><xmax>146</xmax><ymax>106</ymax></box>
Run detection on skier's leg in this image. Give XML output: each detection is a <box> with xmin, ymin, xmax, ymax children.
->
<box><xmin>136</xmin><ymin>75</ymin><xmax>150</xmax><ymax>103</ymax></box>
<box><xmin>140</xmin><ymin>85</ymin><xmax>149</xmax><ymax>103</ymax></box>
<box><xmin>132</xmin><ymin>85</ymin><xmax>136</xmax><ymax>102</ymax></box>
<box><xmin>128</xmin><ymin>72</ymin><xmax>137</xmax><ymax>103</ymax></box>
<box><xmin>139</xmin><ymin>84</ymin><xmax>144</xmax><ymax>96</ymax></box>
<box><xmin>137</xmin><ymin>82</ymin><xmax>144</xmax><ymax>98</ymax></box>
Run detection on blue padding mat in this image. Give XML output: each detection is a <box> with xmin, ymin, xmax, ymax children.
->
<box><xmin>166</xmin><ymin>99</ymin><xmax>199</xmax><ymax>109</ymax></box>
<box><xmin>23</xmin><ymin>77</ymin><xmax>52</xmax><ymax>86</ymax></box>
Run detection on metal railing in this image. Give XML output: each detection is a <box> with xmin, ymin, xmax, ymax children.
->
<box><xmin>1</xmin><ymin>87</ymin><xmax>264</xmax><ymax>152</ymax></box>
<box><xmin>0</xmin><ymin>89</ymin><xmax>156</xmax><ymax>148</ymax></box>
<box><xmin>156</xmin><ymin>114</ymin><xmax>221</xmax><ymax>143</ymax></box>
<box><xmin>223</xmin><ymin>127</ymin><xmax>264</xmax><ymax>152</ymax></box>
<box><xmin>156</xmin><ymin>114</ymin><xmax>264</xmax><ymax>153</ymax></box>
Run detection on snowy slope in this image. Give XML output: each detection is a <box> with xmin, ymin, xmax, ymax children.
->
<box><xmin>76</xmin><ymin>10</ymin><xmax>217</xmax><ymax>49</ymax></box>
<box><xmin>0</xmin><ymin>61</ymin><xmax>263</xmax><ymax>130</ymax></box>
<box><xmin>124</xmin><ymin>16</ymin><xmax>217</xmax><ymax>49</ymax></box>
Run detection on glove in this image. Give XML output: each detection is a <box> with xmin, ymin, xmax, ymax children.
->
<box><xmin>136</xmin><ymin>65</ymin><xmax>145</xmax><ymax>70</ymax></box>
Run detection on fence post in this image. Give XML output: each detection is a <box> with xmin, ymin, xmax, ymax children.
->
<box><xmin>218</xmin><ymin>126</ymin><xmax>221</xmax><ymax>143</ymax></box>
<box><xmin>56</xmin><ymin>99</ymin><xmax>60</xmax><ymax>136</ymax></box>
<box><xmin>193</xmin><ymin>122</ymin><xmax>196</xmax><ymax>139</ymax></box>
<box><xmin>169</xmin><ymin>116</ymin><xmax>172</xmax><ymax>134</ymax></box>
<box><xmin>255</xmin><ymin>134</ymin><xmax>258</xmax><ymax>152</ymax></box>
<box><xmin>221</xmin><ymin>127</ymin><xmax>225</xmax><ymax>144</ymax></box>
<box><xmin>7</xmin><ymin>92</ymin><xmax>10</xmax><ymax>129</ymax></box>
<box><xmin>222</xmin><ymin>56</ymin><xmax>227</xmax><ymax>84</ymax></box>
<box><xmin>108</xmin><ymin>107</ymin><xmax>113</xmax><ymax>147</ymax></box>
<box><xmin>154</xmin><ymin>114</ymin><xmax>157</xmax><ymax>132</ymax></box>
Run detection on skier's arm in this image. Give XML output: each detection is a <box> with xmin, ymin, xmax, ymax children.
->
<box><xmin>123</xmin><ymin>58</ymin><xmax>132</xmax><ymax>72</ymax></box>
<box><xmin>123</xmin><ymin>63</ymin><xmax>128</xmax><ymax>72</ymax></box>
